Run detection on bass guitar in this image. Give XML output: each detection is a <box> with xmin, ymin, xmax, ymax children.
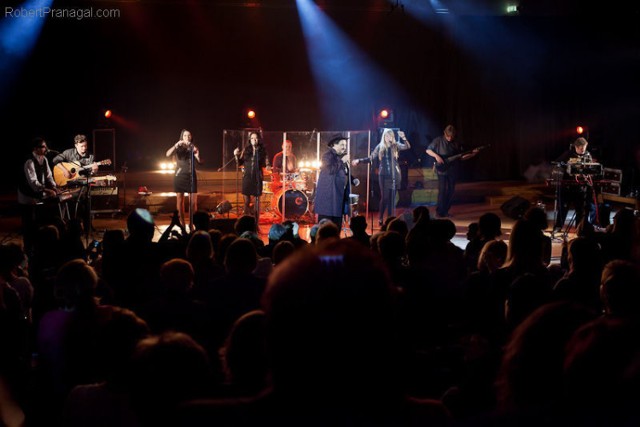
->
<box><xmin>54</xmin><ymin>159</ymin><xmax>112</xmax><ymax>187</ymax></box>
<box><xmin>434</xmin><ymin>145</ymin><xmax>490</xmax><ymax>173</ymax></box>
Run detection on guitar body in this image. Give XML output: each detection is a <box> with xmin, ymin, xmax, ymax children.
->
<box><xmin>54</xmin><ymin>162</ymin><xmax>82</xmax><ymax>187</ymax></box>
<box><xmin>434</xmin><ymin>145</ymin><xmax>490</xmax><ymax>173</ymax></box>
<box><xmin>54</xmin><ymin>159</ymin><xmax>112</xmax><ymax>186</ymax></box>
<box><xmin>435</xmin><ymin>158</ymin><xmax>455</xmax><ymax>173</ymax></box>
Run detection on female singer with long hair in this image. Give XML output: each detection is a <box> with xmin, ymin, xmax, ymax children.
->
<box><xmin>166</xmin><ymin>129</ymin><xmax>202</xmax><ymax>228</ymax></box>
<box><xmin>234</xmin><ymin>132</ymin><xmax>269</xmax><ymax>222</ymax></box>
<box><xmin>352</xmin><ymin>128</ymin><xmax>411</xmax><ymax>226</ymax></box>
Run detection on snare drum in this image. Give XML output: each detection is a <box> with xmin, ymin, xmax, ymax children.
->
<box><xmin>293</xmin><ymin>178</ymin><xmax>307</xmax><ymax>191</ymax></box>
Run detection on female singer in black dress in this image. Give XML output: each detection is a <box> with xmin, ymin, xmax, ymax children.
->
<box><xmin>166</xmin><ymin>129</ymin><xmax>201</xmax><ymax>227</ymax></box>
<box><xmin>233</xmin><ymin>131</ymin><xmax>269</xmax><ymax>221</ymax></box>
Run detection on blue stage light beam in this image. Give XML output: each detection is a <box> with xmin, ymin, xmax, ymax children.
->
<box><xmin>400</xmin><ymin>0</ymin><xmax>544</xmax><ymax>89</ymax></box>
<box><xmin>296</xmin><ymin>0</ymin><xmax>413</xmax><ymax>128</ymax></box>
<box><xmin>0</xmin><ymin>0</ymin><xmax>55</xmax><ymax>96</ymax></box>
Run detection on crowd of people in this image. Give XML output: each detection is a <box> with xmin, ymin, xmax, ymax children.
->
<box><xmin>1</xmin><ymin>201</ymin><xmax>640</xmax><ymax>427</ymax></box>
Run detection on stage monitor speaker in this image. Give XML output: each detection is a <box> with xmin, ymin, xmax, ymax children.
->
<box><xmin>90</xmin><ymin>187</ymin><xmax>119</xmax><ymax>211</ymax></box>
<box><xmin>501</xmin><ymin>196</ymin><xmax>531</xmax><ymax>220</ymax></box>
<box><xmin>210</xmin><ymin>218</ymin><xmax>236</xmax><ymax>234</ymax></box>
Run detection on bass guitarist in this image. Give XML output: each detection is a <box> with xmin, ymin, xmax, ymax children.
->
<box><xmin>426</xmin><ymin>125</ymin><xmax>478</xmax><ymax>218</ymax></box>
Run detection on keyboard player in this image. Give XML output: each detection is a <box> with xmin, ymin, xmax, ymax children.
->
<box><xmin>553</xmin><ymin>137</ymin><xmax>598</xmax><ymax>233</ymax></box>
<box><xmin>17</xmin><ymin>137</ymin><xmax>61</xmax><ymax>254</ymax></box>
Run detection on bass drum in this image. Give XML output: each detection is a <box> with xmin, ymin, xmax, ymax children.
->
<box><xmin>272</xmin><ymin>189</ymin><xmax>308</xmax><ymax>218</ymax></box>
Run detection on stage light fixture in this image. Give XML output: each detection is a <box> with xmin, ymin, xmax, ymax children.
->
<box><xmin>216</xmin><ymin>200</ymin><xmax>233</xmax><ymax>215</ymax></box>
<box><xmin>378</xmin><ymin>108</ymin><xmax>395</xmax><ymax>125</ymax></box>
<box><xmin>104</xmin><ymin>109</ymin><xmax>112</xmax><ymax>119</ymax></box>
<box><xmin>576</xmin><ymin>126</ymin><xmax>584</xmax><ymax>135</ymax></box>
<box><xmin>247</xmin><ymin>110</ymin><xmax>256</xmax><ymax>119</ymax></box>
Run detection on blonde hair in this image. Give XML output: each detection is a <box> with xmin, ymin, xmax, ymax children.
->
<box><xmin>377</xmin><ymin>128</ymin><xmax>397</xmax><ymax>162</ymax></box>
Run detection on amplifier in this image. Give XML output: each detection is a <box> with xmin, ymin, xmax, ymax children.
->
<box><xmin>90</xmin><ymin>187</ymin><xmax>119</xmax><ymax>211</ymax></box>
<box><xmin>603</xmin><ymin>168</ymin><xmax>623</xmax><ymax>183</ymax></box>
<box><xmin>601</xmin><ymin>181</ymin><xmax>621</xmax><ymax>196</ymax></box>
<box><xmin>90</xmin><ymin>186</ymin><xmax>118</xmax><ymax>197</ymax></box>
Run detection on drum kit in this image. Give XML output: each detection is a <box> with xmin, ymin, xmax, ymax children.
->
<box><xmin>263</xmin><ymin>170</ymin><xmax>316</xmax><ymax>219</ymax></box>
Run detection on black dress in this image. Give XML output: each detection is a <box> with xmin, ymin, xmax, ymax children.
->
<box><xmin>238</xmin><ymin>145</ymin><xmax>267</xmax><ymax>197</ymax></box>
<box><xmin>174</xmin><ymin>145</ymin><xmax>197</xmax><ymax>193</ymax></box>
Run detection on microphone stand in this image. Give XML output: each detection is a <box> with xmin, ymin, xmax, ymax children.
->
<box><xmin>390</xmin><ymin>144</ymin><xmax>397</xmax><ymax>219</ymax></box>
<box><xmin>235</xmin><ymin>151</ymin><xmax>240</xmax><ymax>217</ymax></box>
<box><xmin>255</xmin><ymin>147</ymin><xmax>261</xmax><ymax>224</ymax></box>
<box><xmin>345</xmin><ymin>159</ymin><xmax>353</xmax><ymax>237</ymax></box>
<box><xmin>120</xmin><ymin>162</ymin><xmax>128</xmax><ymax>214</ymax></box>
<box><xmin>189</xmin><ymin>143</ymin><xmax>195</xmax><ymax>232</ymax></box>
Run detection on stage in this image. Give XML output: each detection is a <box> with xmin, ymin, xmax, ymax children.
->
<box><xmin>1</xmin><ymin>168</ymin><xmax>634</xmax><ymax>263</ymax></box>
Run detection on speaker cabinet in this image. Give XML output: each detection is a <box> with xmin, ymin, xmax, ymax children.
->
<box><xmin>501</xmin><ymin>196</ymin><xmax>531</xmax><ymax>220</ymax></box>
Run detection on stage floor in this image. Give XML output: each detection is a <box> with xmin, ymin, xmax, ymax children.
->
<box><xmin>0</xmin><ymin>173</ymin><xmax>628</xmax><ymax>264</ymax></box>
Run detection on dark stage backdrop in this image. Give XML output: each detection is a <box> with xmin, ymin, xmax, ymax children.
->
<box><xmin>2</xmin><ymin>3</ymin><xmax>639</xmax><ymax>192</ymax></box>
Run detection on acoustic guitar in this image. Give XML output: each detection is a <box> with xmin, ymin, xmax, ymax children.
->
<box><xmin>54</xmin><ymin>159</ymin><xmax>112</xmax><ymax>186</ymax></box>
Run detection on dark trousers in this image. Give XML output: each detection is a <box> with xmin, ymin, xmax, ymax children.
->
<box><xmin>555</xmin><ymin>185</ymin><xmax>596</xmax><ymax>229</ymax></box>
<box><xmin>378</xmin><ymin>175</ymin><xmax>397</xmax><ymax>222</ymax></box>
<box><xmin>243</xmin><ymin>194</ymin><xmax>260</xmax><ymax>222</ymax></box>
<box><xmin>436</xmin><ymin>173</ymin><xmax>456</xmax><ymax>217</ymax></box>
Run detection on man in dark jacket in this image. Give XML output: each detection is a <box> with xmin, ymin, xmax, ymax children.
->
<box><xmin>314</xmin><ymin>136</ymin><xmax>351</xmax><ymax>230</ymax></box>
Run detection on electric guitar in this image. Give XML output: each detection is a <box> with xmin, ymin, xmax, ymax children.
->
<box><xmin>54</xmin><ymin>159</ymin><xmax>112</xmax><ymax>187</ymax></box>
<box><xmin>434</xmin><ymin>145</ymin><xmax>490</xmax><ymax>173</ymax></box>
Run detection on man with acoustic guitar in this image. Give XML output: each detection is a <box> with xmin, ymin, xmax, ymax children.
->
<box><xmin>52</xmin><ymin>134</ymin><xmax>101</xmax><ymax>184</ymax></box>
<box><xmin>52</xmin><ymin>134</ymin><xmax>109</xmax><ymax>234</ymax></box>
<box><xmin>426</xmin><ymin>125</ymin><xmax>479</xmax><ymax>218</ymax></box>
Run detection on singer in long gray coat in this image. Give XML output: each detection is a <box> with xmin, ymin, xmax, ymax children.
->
<box><xmin>314</xmin><ymin>136</ymin><xmax>351</xmax><ymax>230</ymax></box>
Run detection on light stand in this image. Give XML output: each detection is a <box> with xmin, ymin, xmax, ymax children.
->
<box><xmin>120</xmin><ymin>162</ymin><xmax>128</xmax><ymax>214</ymax></box>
